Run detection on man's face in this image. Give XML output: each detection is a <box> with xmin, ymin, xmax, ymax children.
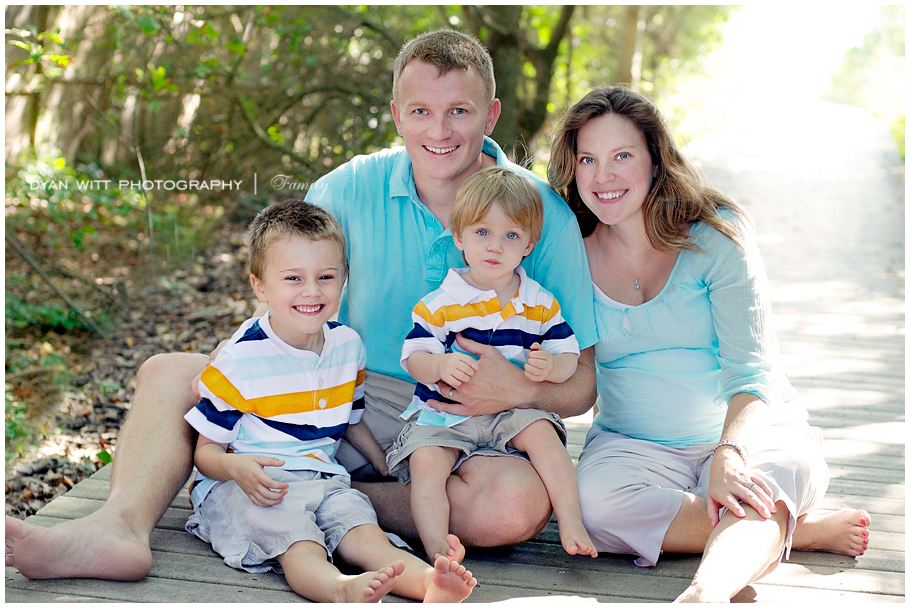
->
<box><xmin>391</xmin><ymin>60</ymin><xmax>501</xmax><ymax>192</ymax></box>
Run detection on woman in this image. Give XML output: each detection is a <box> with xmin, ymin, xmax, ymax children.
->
<box><xmin>547</xmin><ymin>86</ymin><xmax>870</xmax><ymax>602</ymax></box>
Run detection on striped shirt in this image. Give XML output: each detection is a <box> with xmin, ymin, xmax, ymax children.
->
<box><xmin>185</xmin><ymin>314</ymin><xmax>366</xmax><ymax>505</ymax></box>
<box><xmin>401</xmin><ymin>267</ymin><xmax>579</xmax><ymax>427</ymax></box>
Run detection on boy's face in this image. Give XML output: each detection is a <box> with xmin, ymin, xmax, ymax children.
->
<box><xmin>250</xmin><ymin>235</ymin><xmax>344</xmax><ymax>352</ymax></box>
<box><xmin>453</xmin><ymin>202</ymin><xmax>534</xmax><ymax>289</ymax></box>
<box><xmin>390</xmin><ymin>59</ymin><xmax>501</xmax><ymax>191</ymax></box>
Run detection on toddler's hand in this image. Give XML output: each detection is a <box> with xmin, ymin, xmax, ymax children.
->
<box><xmin>438</xmin><ymin>352</ymin><xmax>481</xmax><ymax>388</ymax></box>
<box><xmin>224</xmin><ymin>454</ymin><xmax>289</xmax><ymax>507</ymax></box>
<box><xmin>524</xmin><ymin>343</ymin><xmax>553</xmax><ymax>382</ymax></box>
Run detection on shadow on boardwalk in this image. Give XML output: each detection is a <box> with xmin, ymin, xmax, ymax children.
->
<box><xmin>5</xmin><ymin>97</ymin><xmax>905</xmax><ymax>603</ymax></box>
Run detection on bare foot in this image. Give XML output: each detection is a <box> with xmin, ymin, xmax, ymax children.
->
<box><xmin>431</xmin><ymin>533</ymin><xmax>466</xmax><ymax>563</ymax></box>
<box><xmin>423</xmin><ymin>555</ymin><xmax>477</xmax><ymax>603</ymax></box>
<box><xmin>6</xmin><ymin>512</ymin><xmax>152</xmax><ymax>581</ymax></box>
<box><xmin>674</xmin><ymin>583</ymin><xmax>729</xmax><ymax>603</ymax></box>
<box><xmin>347</xmin><ymin>561</ymin><xmax>404</xmax><ymax>603</ymax></box>
<box><xmin>792</xmin><ymin>509</ymin><xmax>870</xmax><ymax>556</ymax></box>
<box><xmin>559</xmin><ymin>519</ymin><xmax>598</xmax><ymax>558</ymax></box>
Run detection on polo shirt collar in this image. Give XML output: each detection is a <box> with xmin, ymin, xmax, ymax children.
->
<box><xmin>442</xmin><ymin>266</ymin><xmax>530</xmax><ymax>315</ymax></box>
<box><xmin>388</xmin><ymin>136</ymin><xmax>507</xmax><ymax>204</ymax></box>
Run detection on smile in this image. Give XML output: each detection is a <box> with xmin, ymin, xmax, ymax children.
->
<box><xmin>596</xmin><ymin>190</ymin><xmax>626</xmax><ymax>201</ymax></box>
<box><xmin>425</xmin><ymin>145</ymin><xmax>458</xmax><ymax>154</ymax></box>
<box><xmin>293</xmin><ymin>304</ymin><xmax>324</xmax><ymax>314</ymax></box>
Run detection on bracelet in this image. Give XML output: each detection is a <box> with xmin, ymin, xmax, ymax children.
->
<box><xmin>714</xmin><ymin>439</ymin><xmax>748</xmax><ymax>463</ymax></box>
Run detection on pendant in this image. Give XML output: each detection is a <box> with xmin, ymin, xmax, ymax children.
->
<box><xmin>634</xmin><ymin>278</ymin><xmax>640</xmax><ymax>290</ymax></box>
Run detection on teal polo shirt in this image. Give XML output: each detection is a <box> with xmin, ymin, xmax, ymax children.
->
<box><xmin>306</xmin><ymin>136</ymin><xmax>596</xmax><ymax>382</ymax></box>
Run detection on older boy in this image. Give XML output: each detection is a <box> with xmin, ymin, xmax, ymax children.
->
<box><xmin>183</xmin><ymin>199</ymin><xmax>476</xmax><ymax>602</ymax></box>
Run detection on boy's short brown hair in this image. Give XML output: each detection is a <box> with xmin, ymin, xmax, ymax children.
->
<box><xmin>450</xmin><ymin>167</ymin><xmax>544</xmax><ymax>244</ymax></box>
<box><xmin>246</xmin><ymin>199</ymin><xmax>347</xmax><ymax>279</ymax></box>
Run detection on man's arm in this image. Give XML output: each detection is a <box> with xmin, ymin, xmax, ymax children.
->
<box><xmin>434</xmin><ymin>337</ymin><xmax>596</xmax><ymax>419</ymax></box>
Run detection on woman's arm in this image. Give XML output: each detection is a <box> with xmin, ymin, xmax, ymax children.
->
<box><xmin>706</xmin><ymin>392</ymin><xmax>777</xmax><ymax>526</ymax></box>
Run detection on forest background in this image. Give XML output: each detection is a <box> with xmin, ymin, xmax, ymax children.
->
<box><xmin>4</xmin><ymin>5</ymin><xmax>904</xmax><ymax>516</ymax></box>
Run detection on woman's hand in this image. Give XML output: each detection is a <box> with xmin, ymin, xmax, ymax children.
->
<box><xmin>707</xmin><ymin>447</ymin><xmax>776</xmax><ymax>527</ymax></box>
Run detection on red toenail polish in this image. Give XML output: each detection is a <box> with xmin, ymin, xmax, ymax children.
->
<box><xmin>861</xmin><ymin>518</ymin><xmax>867</xmax><ymax>526</ymax></box>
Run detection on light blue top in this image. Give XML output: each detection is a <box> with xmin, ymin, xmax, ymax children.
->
<box><xmin>306</xmin><ymin>136</ymin><xmax>596</xmax><ymax>382</ymax></box>
<box><xmin>592</xmin><ymin>208</ymin><xmax>807</xmax><ymax>447</ymax></box>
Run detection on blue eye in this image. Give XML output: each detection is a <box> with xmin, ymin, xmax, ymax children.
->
<box><xmin>477</xmin><ymin>229</ymin><xmax>489</xmax><ymax>236</ymax></box>
<box><xmin>579</xmin><ymin>157</ymin><xmax>595</xmax><ymax>164</ymax></box>
<box><xmin>452</xmin><ymin>108</ymin><xmax>467</xmax><ymax>115</ymax></box>
<box><xmin>507</xmin><ymin>233</ymin><xmax>518</xmax><ymax>240</ymax></box>
<box><xmin>617</xmin><ymin>152</ymin><xmax>631</xmax><ymax>160</ymax></box>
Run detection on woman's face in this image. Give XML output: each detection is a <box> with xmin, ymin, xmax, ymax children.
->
<box><xmin>574</xmin><ymin>113</ymin><xmax>655</xmax><ymax>230</ymax></box>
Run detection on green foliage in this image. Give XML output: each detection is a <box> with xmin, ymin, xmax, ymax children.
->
<box><xmin>5</xmin><ymin>293</ymin><xmax>87</xmax><ymax>332</ymax></box>
<box><xmin>5</xmin><ymin>149</ymin><xmax>224</xmax><ymax>339</ymax></box>
<box><xmin>5</xmin><ymin>344</ymin><xmax>70</xmax><ymax>468</ymax></box>
<box><xmin>5</xmin><ymin>25</ymin><xmax>72</xmax><ymax>74</ymax></box>
<box><xmin>827</xmin><ymin>5</ymin><xmax>905</xmax><ymax>159</ymax></box>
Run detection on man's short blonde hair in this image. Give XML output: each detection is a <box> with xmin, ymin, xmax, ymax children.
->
<box><xmin>393</xmin><ymin>29</ymin><xmax>495</xmax><ymax>104</ymax></box>
<box><xmin>450</xmin><ymin>167</ymin><xmax>543</xmax><ymax>244</ymax></box>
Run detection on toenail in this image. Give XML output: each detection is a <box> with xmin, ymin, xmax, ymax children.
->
<box><xmin>861</xmin><ymin>518</ymin><xmax>867</xmax><ymax>525</ymax></box>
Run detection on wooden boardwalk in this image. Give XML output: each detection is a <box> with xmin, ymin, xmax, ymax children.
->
<box><xmin>5</xmin><ymin>98</ymin><xmax>904</xmax><ymax>602</ymax></box>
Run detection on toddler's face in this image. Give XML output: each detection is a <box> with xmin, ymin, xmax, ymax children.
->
<box><xmin>251</xmin><ymin>235</ymin><xmax>344</xmax><ymax>352</ymax></box>
<box><xmin>453</xmin><ymin>202</ymin><xmax>534</xmax><ymax>289</ymax></box>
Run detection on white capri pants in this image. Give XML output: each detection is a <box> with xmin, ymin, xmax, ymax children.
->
<box><xmin>575</xmin><ymin>423</ymin><xmax>829</xmax><ymax>567</ymax></box>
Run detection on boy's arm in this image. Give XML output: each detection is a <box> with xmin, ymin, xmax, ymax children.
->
<box><xmin>407</xmin><ymin>351</ymin><xmax>480</xmax><ymax>387</ymax></box>
<box><xmin>194</xmin><ymin>434</ymin><xmax>288</xmax><ymax>507</ymax></box>
<box><xmin>548</xmin><ymin>352</ymin><xmax>579</xmax><ymax>383</ymax></box>
<box><xmin>525</xmin><ymin>345</ymin><xmax>578</xmax><ymax>384</ymax></box>
<box><xmin>343</xmin><ymin>422</ymin><xmax>389</xmax><ymax>477</ymax></box>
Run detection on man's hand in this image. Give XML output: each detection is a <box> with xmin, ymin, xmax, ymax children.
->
<box><xmin>432</xmin><ymin>334</ymin><xmax>527</xmax><ymax>416</ymax></box>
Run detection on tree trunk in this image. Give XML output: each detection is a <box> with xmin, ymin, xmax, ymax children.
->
<box><xmin>479</xmin><ymin>5</ymin><xmax>523</xmax><ymax>158</ymax></box>
<box><xmin>616</xmin><ymin>5</ymin><xmax>640</xmax><ymax>85</ymax></box>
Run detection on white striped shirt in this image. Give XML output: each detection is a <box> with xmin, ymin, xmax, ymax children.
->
<box><xmin>185</xmin><ymin>314</ymin><xmax>366</xmax><ymax>505</ymax></box>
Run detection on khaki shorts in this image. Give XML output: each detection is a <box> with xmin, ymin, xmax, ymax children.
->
<box><xmin>334</xmin><ymin>371</ymin><xmax>565</xmax><ymax>482</ymax></box>
<box><xmin>185</xmin><ymin>468</ymin><xmax>377</xmax><ymax>573</ymax></box>
<box><xmin>385</xmin><ymin>408</ymin><xmax>567</xmax><ymax>483</ymax></box>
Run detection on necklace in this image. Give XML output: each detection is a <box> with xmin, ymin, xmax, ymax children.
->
<box><xmin>608</xmin><ymin>231</ymin><xmax>652</xmax><ymax>291</ymax></box>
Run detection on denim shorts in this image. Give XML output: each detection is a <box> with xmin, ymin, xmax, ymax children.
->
<box><xmin>185</xmin><ymin>468</ymin><xmax>378</xmax><ymax>573</ymax></box>
<box><xmin>385</xmin><ymin>407</ymin><xmax>567</xmax><ymax>483</ymax></box>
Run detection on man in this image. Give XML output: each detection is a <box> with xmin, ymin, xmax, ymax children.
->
<box><xmin>5</xmin><ymin>29</ymin><xmax>597</xmax><ymax>581</ymax></box>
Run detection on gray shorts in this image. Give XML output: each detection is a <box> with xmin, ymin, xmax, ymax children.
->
<box><xmin>185</xmin><ymin>468</ymin><xmax>377</xmax><ymax>573</ymax></box>
<box><xmin>575</xmin><ymin>423</ymin><xmax>829</xmax><ymax>567</ymax></box>
<box><xmin>334</xmin><ymin>371</ymin><xmax>562</xmax><ymax>482</ymax></box>
<box><xmin>385</xmin><ymin>408</ymin><xmax>567</xmax><ymax>483</ymax></box>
